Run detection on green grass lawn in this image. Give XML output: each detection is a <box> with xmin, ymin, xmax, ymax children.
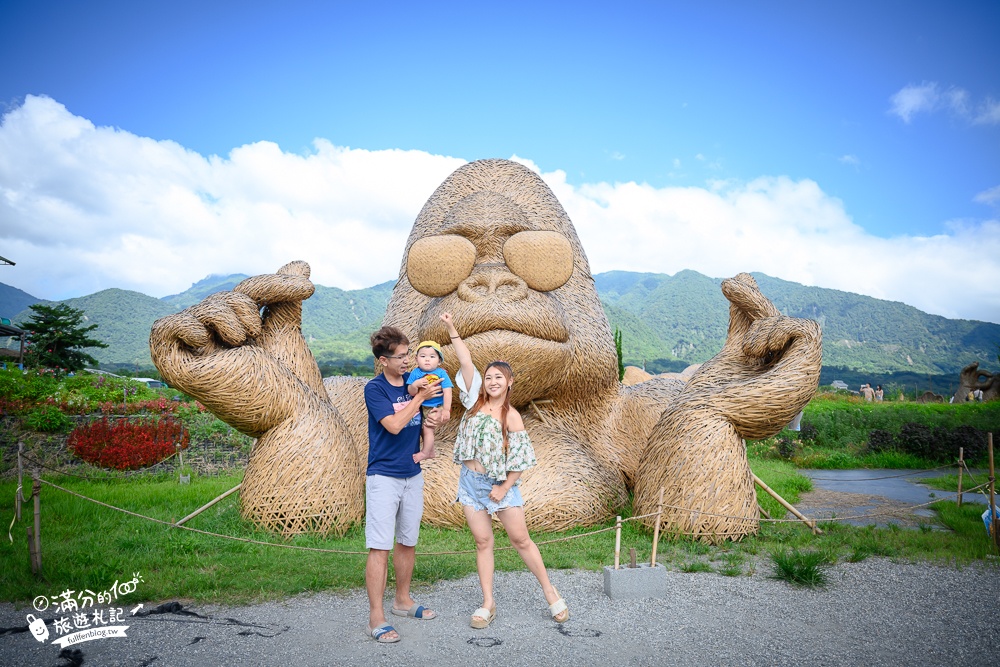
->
<box><xmin>2</xmin><ymin>463</ymin><xmax>996</xmax><ymax>607</ymax></box>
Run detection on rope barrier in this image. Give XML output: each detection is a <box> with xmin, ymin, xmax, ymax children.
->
<box><xmin>805</xmin><ymin>463</ymin><xmax>955</xmax><ymax>481</ymax></box>
<box><xmin>19</xmin><ymin>452</ymin><xmax>179</xmax><ymax>481</ymax></box>
<box><xmin>31</xmin><ymin>471</ymin><xmax>986</xmax><ymax>565</ymax></box>
<box><xmin>6</xmin><ymin>482</ymin><xmax>19</xmax><ymax>544</ymax></box>
<box><xmin>960</xmin><ymin>463</ymin><xmax>993</xmax><ymax>500</ymax></box>
<box><xmin>752</xmin><ymin>462</ymin><xmax>956</xmax><ymax>482</ymax></box>
<box><xmin>36</xmin><ymin>480</ymin><xmax>667</xmax><ymax>556</ymax></box>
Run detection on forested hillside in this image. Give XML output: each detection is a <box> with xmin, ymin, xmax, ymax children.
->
<box><xmin>596</xmin><ymin>271</ymin><xmax>1000</xmax><ymax>377</ymax></box>
<box><xmin>12</xmin><ymin>289</ymin><xmax>176</xmax><ymax>368</ymax></box>
<box><xmin>0</xmin><ymin>282</ymin><xmax>40</xmax><ymax>320</ymax></box>
<box><xmin>2</xmin><ymin>270</ymin><xmax>997</xmax><ymax>382</ymax></box>
<box><xmin>161</xmin><ymin>274</ymin><xmax>250</xmax><ymax>310</ymax></box>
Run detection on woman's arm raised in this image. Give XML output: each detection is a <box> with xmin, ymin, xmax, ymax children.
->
<box><xmin>441</xmin><ymin>312</ymin><xmax>475</xmax><ymax>393</ymax></box>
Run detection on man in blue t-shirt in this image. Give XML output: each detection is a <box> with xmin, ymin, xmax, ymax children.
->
<box><xmin>362</xmin><ymin>325</ymin><xmax>442</xmax><ymax>643</ymax></box>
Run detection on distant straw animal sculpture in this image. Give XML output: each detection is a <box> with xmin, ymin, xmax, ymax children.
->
<box><xmin>953</xmin><ymin>362</ymin><xmax>1000</xmax><ymax>403</ymax></box>
<box><xmin>150</xmin><ymin>158</ymin><xmax>822</xmax><ymax>542</ymax></box>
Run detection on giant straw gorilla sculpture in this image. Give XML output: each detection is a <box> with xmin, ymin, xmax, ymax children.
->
<box><xmin>150</xmin><ymin>159</ymin><xmax>821</xmax><ymax>543</ymax></box>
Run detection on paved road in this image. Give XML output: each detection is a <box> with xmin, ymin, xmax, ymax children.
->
<box><xmin>2</xmin><ymin>560</ymin><xmax>998</xmax><ymax>666</ymax></box>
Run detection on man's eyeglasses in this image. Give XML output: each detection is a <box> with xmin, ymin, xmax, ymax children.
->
<box><xmin>383</xmin><ymin>353</ymin><xmax>409</xmax><ymax>361</ymax></box>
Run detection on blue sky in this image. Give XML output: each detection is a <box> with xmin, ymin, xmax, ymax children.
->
<box><xmin>1</xmin><ymin>1</ymin><xmax>998</xmax><ymax>323</ymax></box>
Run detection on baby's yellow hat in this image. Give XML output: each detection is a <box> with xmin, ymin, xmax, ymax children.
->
<box><xmin>417</xmin><ymin>340</ymin><xmax>443</xmax><ymax>360</ymax></box>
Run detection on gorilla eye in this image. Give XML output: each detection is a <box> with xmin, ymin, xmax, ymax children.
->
<box><xmin>406</xmin><ymin>234</ymin><xmax>477</xmax><ymax>297</ymax></box>
<box><xmin>502</xmin><ymin>231</ymin><xmax>574</xmax><ymax>292</ymax></box>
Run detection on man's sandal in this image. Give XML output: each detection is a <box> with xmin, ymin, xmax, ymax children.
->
<box><xmin>470</xmin><ymin>605</ymin><xmax>496</xmax><ymax>629</ymax></box>
<box><xmin>391</xmin><ymin>602</ymin><xmax>436</xmax><ymax>620</ymax></box>
<box><xmin>368</xmin><ymin>622</ymin><xmax>400</xmax><ymax>643</ymax></box>
<box><xmin>548</xmin><ymin>589</ymin><xmax>569</xmax><ymax>623</ymax></box>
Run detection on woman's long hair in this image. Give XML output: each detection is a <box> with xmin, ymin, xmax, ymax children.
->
<box><xmin>470</xmin><ymin>361</ymin><xmax>513</xmax><ymax>454</ymax></box>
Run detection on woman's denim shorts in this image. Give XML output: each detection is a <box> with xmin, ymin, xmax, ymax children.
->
<box><xmin>456</xmin><ymin>464</ymin><xmax>523</xmax><ymax>515</ymax></box>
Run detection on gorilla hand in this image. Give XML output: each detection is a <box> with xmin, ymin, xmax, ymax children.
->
<box><xmin>149</xmin><ymin>261</ymin><xmax>364</xmax><ymax>535</ymax></box>
<box><xmin>633</xmin><ymin>273</ymin><xmax>821</xmax><ymax>542</ymax></box>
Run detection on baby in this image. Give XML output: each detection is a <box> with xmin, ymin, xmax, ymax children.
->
<box><xmin>407</xmin><ymin>336</ymin><xmax>454</xmax><ymax>463</ymax></box>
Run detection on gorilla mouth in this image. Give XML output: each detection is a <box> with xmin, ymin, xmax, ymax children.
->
<box><xmin>420</xmin><ymin>299</ymin><xmax>570</xmax><ymax>345</ymax></box>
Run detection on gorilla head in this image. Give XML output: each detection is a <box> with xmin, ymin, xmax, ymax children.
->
<box><xmin>382</xmin><ymin>159</ymin><xmax>618</xmax><ymax>408</ymax></box>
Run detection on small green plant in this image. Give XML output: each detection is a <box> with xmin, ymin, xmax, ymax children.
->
<box><xmin>776</xmin><ymin>433</ymin><xmax>798</xmax><ymax>459</ymax></box>
<box><xmin>679</xmin><ymin>561</ymin><xmax>714</xmax><ymax>573</ymax></box>
<box><xmin>614</xmin><ymin>327</ymin><xmax>625</xmax><ymax>381</ymax></box>
<box><xmin>716</xmin><ymin>553</ymin><xmax>745</xmax><ymax>577</ymax></box>
<box><xmin>770</xmin><ymin>548</ymin><xmax>831</xmax><ymax>587</ymax></box>
<box><xmin>22</xmin><ymin>405</ymin><xmax>73</xmax><ymax>433</ymax></box>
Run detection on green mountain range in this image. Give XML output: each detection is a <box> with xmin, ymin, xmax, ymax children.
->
<box><xmin>3</xmin><ymin>271</ymin><xmax>998</xmax><ymax>391</ymax></box>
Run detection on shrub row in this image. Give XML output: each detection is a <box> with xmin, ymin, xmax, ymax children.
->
<box><xmin>68</xmin><ymin>416</ymin><xmax>190</xmax><ymax>470</ymax></box>
<box><xmin>866</xmin><ymin>423</ymin><xmax>989</xmax><ymax>463</ymax></box>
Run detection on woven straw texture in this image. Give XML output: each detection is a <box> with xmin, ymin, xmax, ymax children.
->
<box><xmin>622</xmin><ymin>366</ymin><xmax>652</xmax><ymax>385</ymax></box>
<box><xmin>632</xmin><ymin>273</ymin><xmax>822</xmax><ymax>542</ymax></box>
<box><xmin>953</xmin><ymin>362</ymin><xmax>1000</xmax><ymax>402</ymax></box>
<box><xmin>150</xmin><ymin>261</ymin><xmax>364</xmax><ymax>536</ymax></box>
<box><xmin>149</xmin><ymin>159</ymin><xmax>823</xmax><ymax>542</ymax></box>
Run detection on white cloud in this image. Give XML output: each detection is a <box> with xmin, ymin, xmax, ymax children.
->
<box><xmin>974</xmin><ymin>184</ymin><xmax>1000</xmax><ymax>206</ymax></box>
<box><xmin>838</xmin><ymin>154</ymin><xmax>861</xmax><ymax>169</ymax></box>
<box><xmin>889</xmin><ymin>82</ymin><xmax>1000</xmax><ymax>126</ymax></box>
<box><xmin>537</xmin><ymin>170</ymin><xmax>1000</xmax><ymax>324</ymax></box>
<box><xmin>0</xmin><ymin>96</ymin><xmax>465</xmax><ymax>298</ymax></box>
<box><xmin>889</xmin><ymin>82</ymin><xmax>941</xmax><ymax>123</ymax></box>
<box><xmin>2</xmin><ymin>95</ymin><xmax>999</xmax><ymax>324</ymax></box>
<box><xmin>973</xmin><ymin>97</ymin><xmax>1000</xmax><ymax>125</ymax></box>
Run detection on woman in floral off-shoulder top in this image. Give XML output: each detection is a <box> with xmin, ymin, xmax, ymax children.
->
<box><xmin>437</xmin><ymin>312</ymin><xmax>569</xmax><ymax>630</ymax></box>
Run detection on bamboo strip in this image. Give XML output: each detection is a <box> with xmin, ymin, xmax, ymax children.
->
<box><xmin>175</xmin><ymin>484</ymin><xmax>243</xmax><ymax>526</ymax></box>
<box><xmin>752</xmin><ymin>473</ymin><xmax>822</xmax><ymax>534</ymax></box>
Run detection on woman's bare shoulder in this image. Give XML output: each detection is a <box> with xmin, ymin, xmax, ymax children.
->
<box><xmin>506</xmin><ymin>407</ymin><xmax>525</xmax><ymax>431</ymax></box>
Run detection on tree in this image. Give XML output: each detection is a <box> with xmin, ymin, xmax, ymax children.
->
<box><xmin>23</xmin><ymin>303</ymin><xmax>108</xmax><ymax>371</ymax></box>
<box><xmin>614</xmin><ymin>327</ymin><xmax>625</xmax><ymax>381</ymax></box>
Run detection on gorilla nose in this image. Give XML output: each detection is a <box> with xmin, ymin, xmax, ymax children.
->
<box><xmin>457</xmin><ymin>269</ymin><xmax>529</xmax><ymax>302</ymax></box>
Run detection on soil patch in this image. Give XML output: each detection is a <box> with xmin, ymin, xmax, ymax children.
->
<box><xmin>794</xmin><ymin>488</ymin><xmax>934</xmax><ymax>528</ymax></box>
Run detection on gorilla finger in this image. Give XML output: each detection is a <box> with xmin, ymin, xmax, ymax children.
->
<box><xmin>742</xmin><ymin>316</ymin><xmax>819</xmax><ymax>359</ymax></box>
<box><xmin>233</xmin><ymin>270</ymin><xmax>315</xmax><ymax>306</ymax></box>
<box><xmin>188</xmin><ymin>294</ymin><xmax>259</xmax><ymax>347</ymax></box>
<box><xmin>721</xmin><ymin>273</ymin><xmax>779</xmax><ymax>321</ymax></box>
<box><xmin>218</xmin><ymin>291</ymin><xmax>263</xmax><ymax>339</ymax></box>
<box><xmin>150</xmin><ymin>313</ymin><xmax>211</xmax><ymax>349</ymax></box>
<box><xmin>276</xmin><ymin>260</ymin><xmax>310</xmax><ymax>278</ymax></box>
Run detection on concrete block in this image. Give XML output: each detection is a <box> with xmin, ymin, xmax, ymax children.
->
<box><xmin>602</xmin><ymin>562</ymin><xmax>667</xmax><ymax>599</ymax></box>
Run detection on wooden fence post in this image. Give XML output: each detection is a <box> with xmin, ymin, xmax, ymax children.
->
<box><xmin>28</xmin><ymin>469</ymin><xmax>41</xmax><ymax>575</ymax></box>
<box><xmin>989</xmin><ymin>433</ymin><xmax>998</xmax><ymax>549</ymax></box>
<box><xmin>613</xmin><ymin>516</ymin><xmax>622</xmax><ymax>570</ymax></box>
<box><xmin>956</xmin><ymin>447</ymin><xmax>964</xmax><ymax>508</ymax></box>
<box><xmin>650</xmin><ymin>486</ymin><xmax>664</xmax><ymax>567</ymax></box>
<box><xmin>16</xmin><ymin>442</ymin><xmax>24</xmax><ymax>522</ymax></box>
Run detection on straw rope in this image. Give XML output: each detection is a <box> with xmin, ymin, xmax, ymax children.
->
<box><xmin>17</xmin><ymin>453</ymin><xmax>182</xmax><ymax>482</ymax></box>
<box><xmin>30</xmin><ymin>476</ymin><xmax>977</xmax><ymax>570</ymax></box>
<box><xmin>757</xmin><ymin>463</ymin><xmax>956</xmax><ymax>482</ymax></box>
<box><xmin>33</xmin><ymin>479</ymin><xmax>671</xmax><ymax>555</ymax></box>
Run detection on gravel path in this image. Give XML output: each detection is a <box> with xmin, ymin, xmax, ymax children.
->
<box><xmin>2</xmin><ymin>559</ymin><xmax>998</xmax><ymax>666</ymax></box>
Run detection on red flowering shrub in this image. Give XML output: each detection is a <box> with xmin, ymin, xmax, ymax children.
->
<box><xmin>68</xmin><ymin>417</ymin><xmax>190</xmax><ymax>470</ymax></box>
<box><xmin>0</xmin><ymin>396</ymin><xmax>32</xmax><ymax>416</ymax></box>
